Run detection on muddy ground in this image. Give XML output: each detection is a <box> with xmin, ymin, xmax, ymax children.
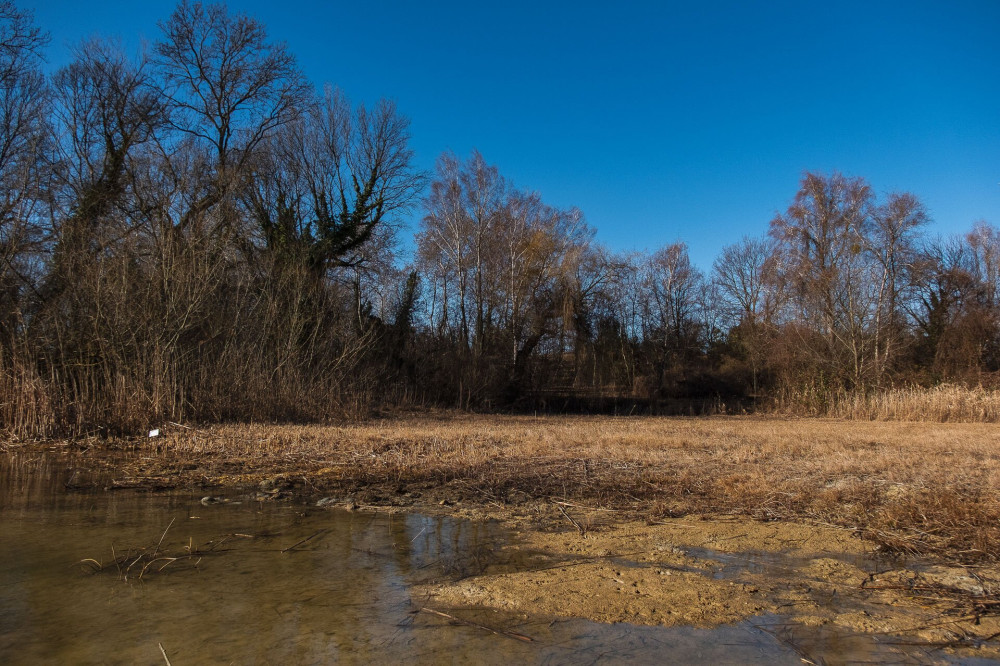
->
<box><xmin>418</xmin><ymin>509</ymin><xmax>1000</xmax><ymax>658</ymax></box>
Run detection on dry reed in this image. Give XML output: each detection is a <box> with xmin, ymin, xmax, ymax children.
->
<box><xmin>826</xmin><ymin>385</ymin><xmax>1000</xmax><ymax>422</ymax></box>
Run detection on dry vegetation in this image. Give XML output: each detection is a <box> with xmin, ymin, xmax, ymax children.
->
<box><xmin>73</xmin><ymin>413</ymin><xmax>1000</xmax><ymax>563</ymax></box>
<box><xmin>779</xmin><ymin>384</ymin><xmax>1000</xmax><ymax>422</ymax></box>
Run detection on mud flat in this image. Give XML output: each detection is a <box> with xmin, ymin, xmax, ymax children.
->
<box><xmin>419</xmin><ymin>511</ymin><xmax>1000</xmax><ymax>660</ymax></box>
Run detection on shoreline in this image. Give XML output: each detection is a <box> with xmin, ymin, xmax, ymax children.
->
<box><xmin>10</xmin><ymin>413</ymin><xmax>999</xmax><ymax>561</ymax></box>
<box><xmin>6</xmin><ymin>413</ymin><xmax>1000</xmax><ymax>659</ymax></box>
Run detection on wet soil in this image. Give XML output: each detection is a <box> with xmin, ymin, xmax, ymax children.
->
<box><xmin>418</xmin><ymin>514</ymin><xmax>1000</xmax><ymax>658</ymax></box>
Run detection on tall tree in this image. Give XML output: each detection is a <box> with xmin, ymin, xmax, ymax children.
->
<box><xmin>154</xmin><ymin>0</ymin><xmax>311</xmax><ymax>232</ymax></box>
<box><xmin>50</xmin><ymin>39</ymin><xmax>165</xmax><ymax>256</ymax></box>
<box><xmin>769</xmin><ymin>172</ymin><xmax>925</xmax><ymax>389</ymax></box>
<box><xmin>246</xmin><ymin>88</ymin><xmax>420</xmax><ymax>276</ymax></box>
<box><xmin>713</xmin><ymin>235</ymin><xmax>783</xmax><ymax>394</ymax></box>
<box><xmin>0</xmin><ymin>1</ymin><xmax>47</xmax><ymax>337</ymax></box>
<box><xmin>417</xmin><ymin>150</ymin><xmax>593</xmax><ymax>401</ymax></box>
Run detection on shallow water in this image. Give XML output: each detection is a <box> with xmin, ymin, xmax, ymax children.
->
<box><xmin>0</xmin><ymin>451</ymin><xmax>986</xmax><ymax>664</ymax></box>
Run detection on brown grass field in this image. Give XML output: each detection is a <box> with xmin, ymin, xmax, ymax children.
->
<box><xmin>50</xmin><ymin>412</ymin><xmax>1000</xmax><ymax>563</ymax></box>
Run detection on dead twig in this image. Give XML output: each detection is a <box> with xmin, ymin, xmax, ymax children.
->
<box><xmin>550</xmin><ymin>498</ymin><xmax>619</xmax><ymax>512</ymax></box>
<box><xmin>153</xmin><ymin>518</ymin><xmax>176</xmax><ymax>558</ymax></box>
<box><xmin>558</xmin><ymin>504</ymin><xmax>586</xmax><ymax>537</ymax></box>
<box><xmin>419</xmin><ymin>607</ymin><xmax>533</xmax><ymax>642</ymax></box>
<box><xmin>281</xmin><ymin>529</ymin><xmax>330</xmax><ymax>553</ymax></box>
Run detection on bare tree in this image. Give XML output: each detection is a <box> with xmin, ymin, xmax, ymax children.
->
<box><xmin>417</xmin><ymin>151</ymin><xmax>486</xmax><ymax>347</ymax></box>
<box><xmin>965</xmin><ymin>220</ymin><xmax>1000</xmax><ymax>306</ymax></box>
<box><xmin>868</xmin><ymin>191</ymin><xmax>927</xmax><ymax>380</ymax></box>
<box><xmin>713</xmin><ymin>235</ymin><xmax>780</xmax><ymax>326</ymax></box>
<box><xmin>50</xmin><ymin>39</ymin><xmax>165</xmax><ymax>246</ymax></box>
<box><xmin>417</xmin><ymin>150</ymin><xmax>594</xmax><ymax>401</ymax></box>
<box><xmin>769</xmin><ymin>172</ymin><xmax>925</xmax><ymax>390</ymax></box>
<box><xmin>0</xmin><ymin>1</ymin><xmax>45</xmax><ymax>86</ymax></box>
<box><xmin>499</xmin><ymin>191</ymin><xmax>591</xmax><ymax>388</ymax></box>
<box><xmin>642</xmin><ymin>243</ymin><xmax>701</xmax><ymax>346</ymax></box>
<box><xmin>713</xmin><ymin>235</ymin><xmax>782</xmax><ymax>393</ymax></box>
<box><xmin>32</xmin><ymin>39</ymin><xmax>170</xmax><ymax>426</ymax></box>
<box><xmin>637</xmin><ymin>242</ymin><xmax>703</xmax><ymax>395</ymax></box>
<box><xmin>0</xmin><ymin>1</ymin><xmax>47</xmax><ymax>337</ymax></box>
<box><xmin>252</xmin><ymin>89</ymin><xmax>419</xmax><ymax>271</ymax></box>
<box><xmin>154</xmin><ymin>0</ymin><xmax>311</xmax><ymax>230</ymax></box>
<box><xmin>909</xmin><ymin>230</ymin><xmax>1000</xmax><ymax>378</ymax></box>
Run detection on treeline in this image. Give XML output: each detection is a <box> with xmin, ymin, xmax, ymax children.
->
<box><xmin>412</xmin><ymin>156</ymin><xmax>1000</xmax><ymax>413</ymax></box>
<box><xmin>0</xmin><ymin>2</ymin><xmax>997</xmax><ymax>436</ymax></box>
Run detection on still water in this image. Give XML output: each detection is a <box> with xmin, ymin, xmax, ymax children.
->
<box><xmin>0</xmin><ymin>451</ymin><xmax>987</xmax><ymax>665</ymax></box>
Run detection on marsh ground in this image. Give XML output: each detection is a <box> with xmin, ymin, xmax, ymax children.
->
<box><xmin>11</xmin><ymin>413</ymin><xmax>1000</xmax><ymax>658</ymax></box>
<box><xmin>47</xmin><ymin>413</ymin><xmax>999</xmax><ymax>559</ymax></box>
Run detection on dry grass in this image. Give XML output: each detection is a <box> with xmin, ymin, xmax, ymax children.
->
<box><xmin>92</xmin><ymin>413</ymin><xmax>1000</xmax><ymax>563</ymax></box>
<box><xmin>779</xmin><ymin>384</ymin><xmax>1000</xmax><ymax>422</ymax></box>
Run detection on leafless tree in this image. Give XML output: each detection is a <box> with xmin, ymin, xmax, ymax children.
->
<box><xmin>417</xmin><ymin>150</ymin><xmax>594</xmax><ymax>400</ymax></box>
<box><xmin>0</xmin><ymin>1</ymin><xmax>48</xmax><ymax>334</ymax></box>
<box><xmin>49</xmin><ymin>39</ymin><xmax>165</xmax><ymax>251</ymax></box>
<box><xmin>769</xmin><ymin>172</ymin><xmax>925</xmax><ymax>389</ymax></box>
<box><xmin>0</xmin><ymin>1</ymin><xmax>45</xmax><ymax>86</ymax></box>
<box><xmin>636</xmin><ymin>243</ymin><xmax>704</xmax><ymax>395</ymax></box>
<box><xmin>641</xmin><ymin>243</ymin><xmax>702</xmax><ymax>346</ymax></box>
<box><xmin>154</xmin><ymin>0</ymin><xmax>311</xmax><ymax>231</ymax></box>
<box><xmin>247</xmin><ymin>88</ymin><xmax>420</xmax><ymax>274</ymax></box>
<box><xmin>868</xmin><ymin>191</ymin><xmax>927</xmax><ymax>380</ymax></box>
<box><xmin>713</xmin><ymin>235</ymin><xmax>783</xmax><ymax>393</ymax></box>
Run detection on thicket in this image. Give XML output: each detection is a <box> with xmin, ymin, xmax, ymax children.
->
<box><xmin>1</xmin><ymin>1</ymin><xmax>998</xmax><ymax>437</ymax></box>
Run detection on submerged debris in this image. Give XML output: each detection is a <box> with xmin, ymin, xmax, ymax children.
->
<box><xmin>78</xmin><ymin>518</ymin><xmax>254</xmax><ymax>582</ymax></box>
<box><xmin>315</xmin><ymin>497</ymin><xmax>356</xmax><ymax>510</ymax></box>
<box><xmin>863</xmin><ymin>566</ymin><xmax>1000</xmax><ymax>624</ymax></box>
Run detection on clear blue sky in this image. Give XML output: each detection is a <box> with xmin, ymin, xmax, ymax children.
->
<box><xmin>21</xmin><ymin>0</ymin><xmax>1000</xmax><ymax>270</ymax></box>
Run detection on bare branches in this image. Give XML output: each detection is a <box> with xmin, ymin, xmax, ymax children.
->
<box><xmin>767</xmin><ymin>171</ymin><xmax>927</xmax><ymax>391</ymax></box>
<box><xmin>0</xmin><ymin>1</ymin><xmax>48</xmax><ymax>340</ymax></box>
<box><xmin>153</xmin><ymin>0</ymin><xmax>311</xmax><ymax>232</ymax></box>
<box><xmin>415</xmin><ymin>150</ymin><xmax>596</xmax><ymax>398</ymax></box>
<box><xmin>154</xmin><ymin>1</ymin><xmax>309</xmax><ymax>167</ymax></box>
<box><xmin>0</xmin><ymin>1</ymin><xmax>47</xmax><ymax>88</ymax></box>
<box><xmin>245</xmin><ymin>88</ymin><xmax>421</xmax><ymax>275</ymax></box>
<box><xmin>51</xmin><ymin>39</ymin><xmax>165</xmax><ymax>230</ymax></box>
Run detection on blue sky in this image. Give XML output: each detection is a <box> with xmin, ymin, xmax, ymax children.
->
<box><xmin>20</xmin><ymin>0</ymin><xmax>1000</xmax><ymax>270</ymax></box>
